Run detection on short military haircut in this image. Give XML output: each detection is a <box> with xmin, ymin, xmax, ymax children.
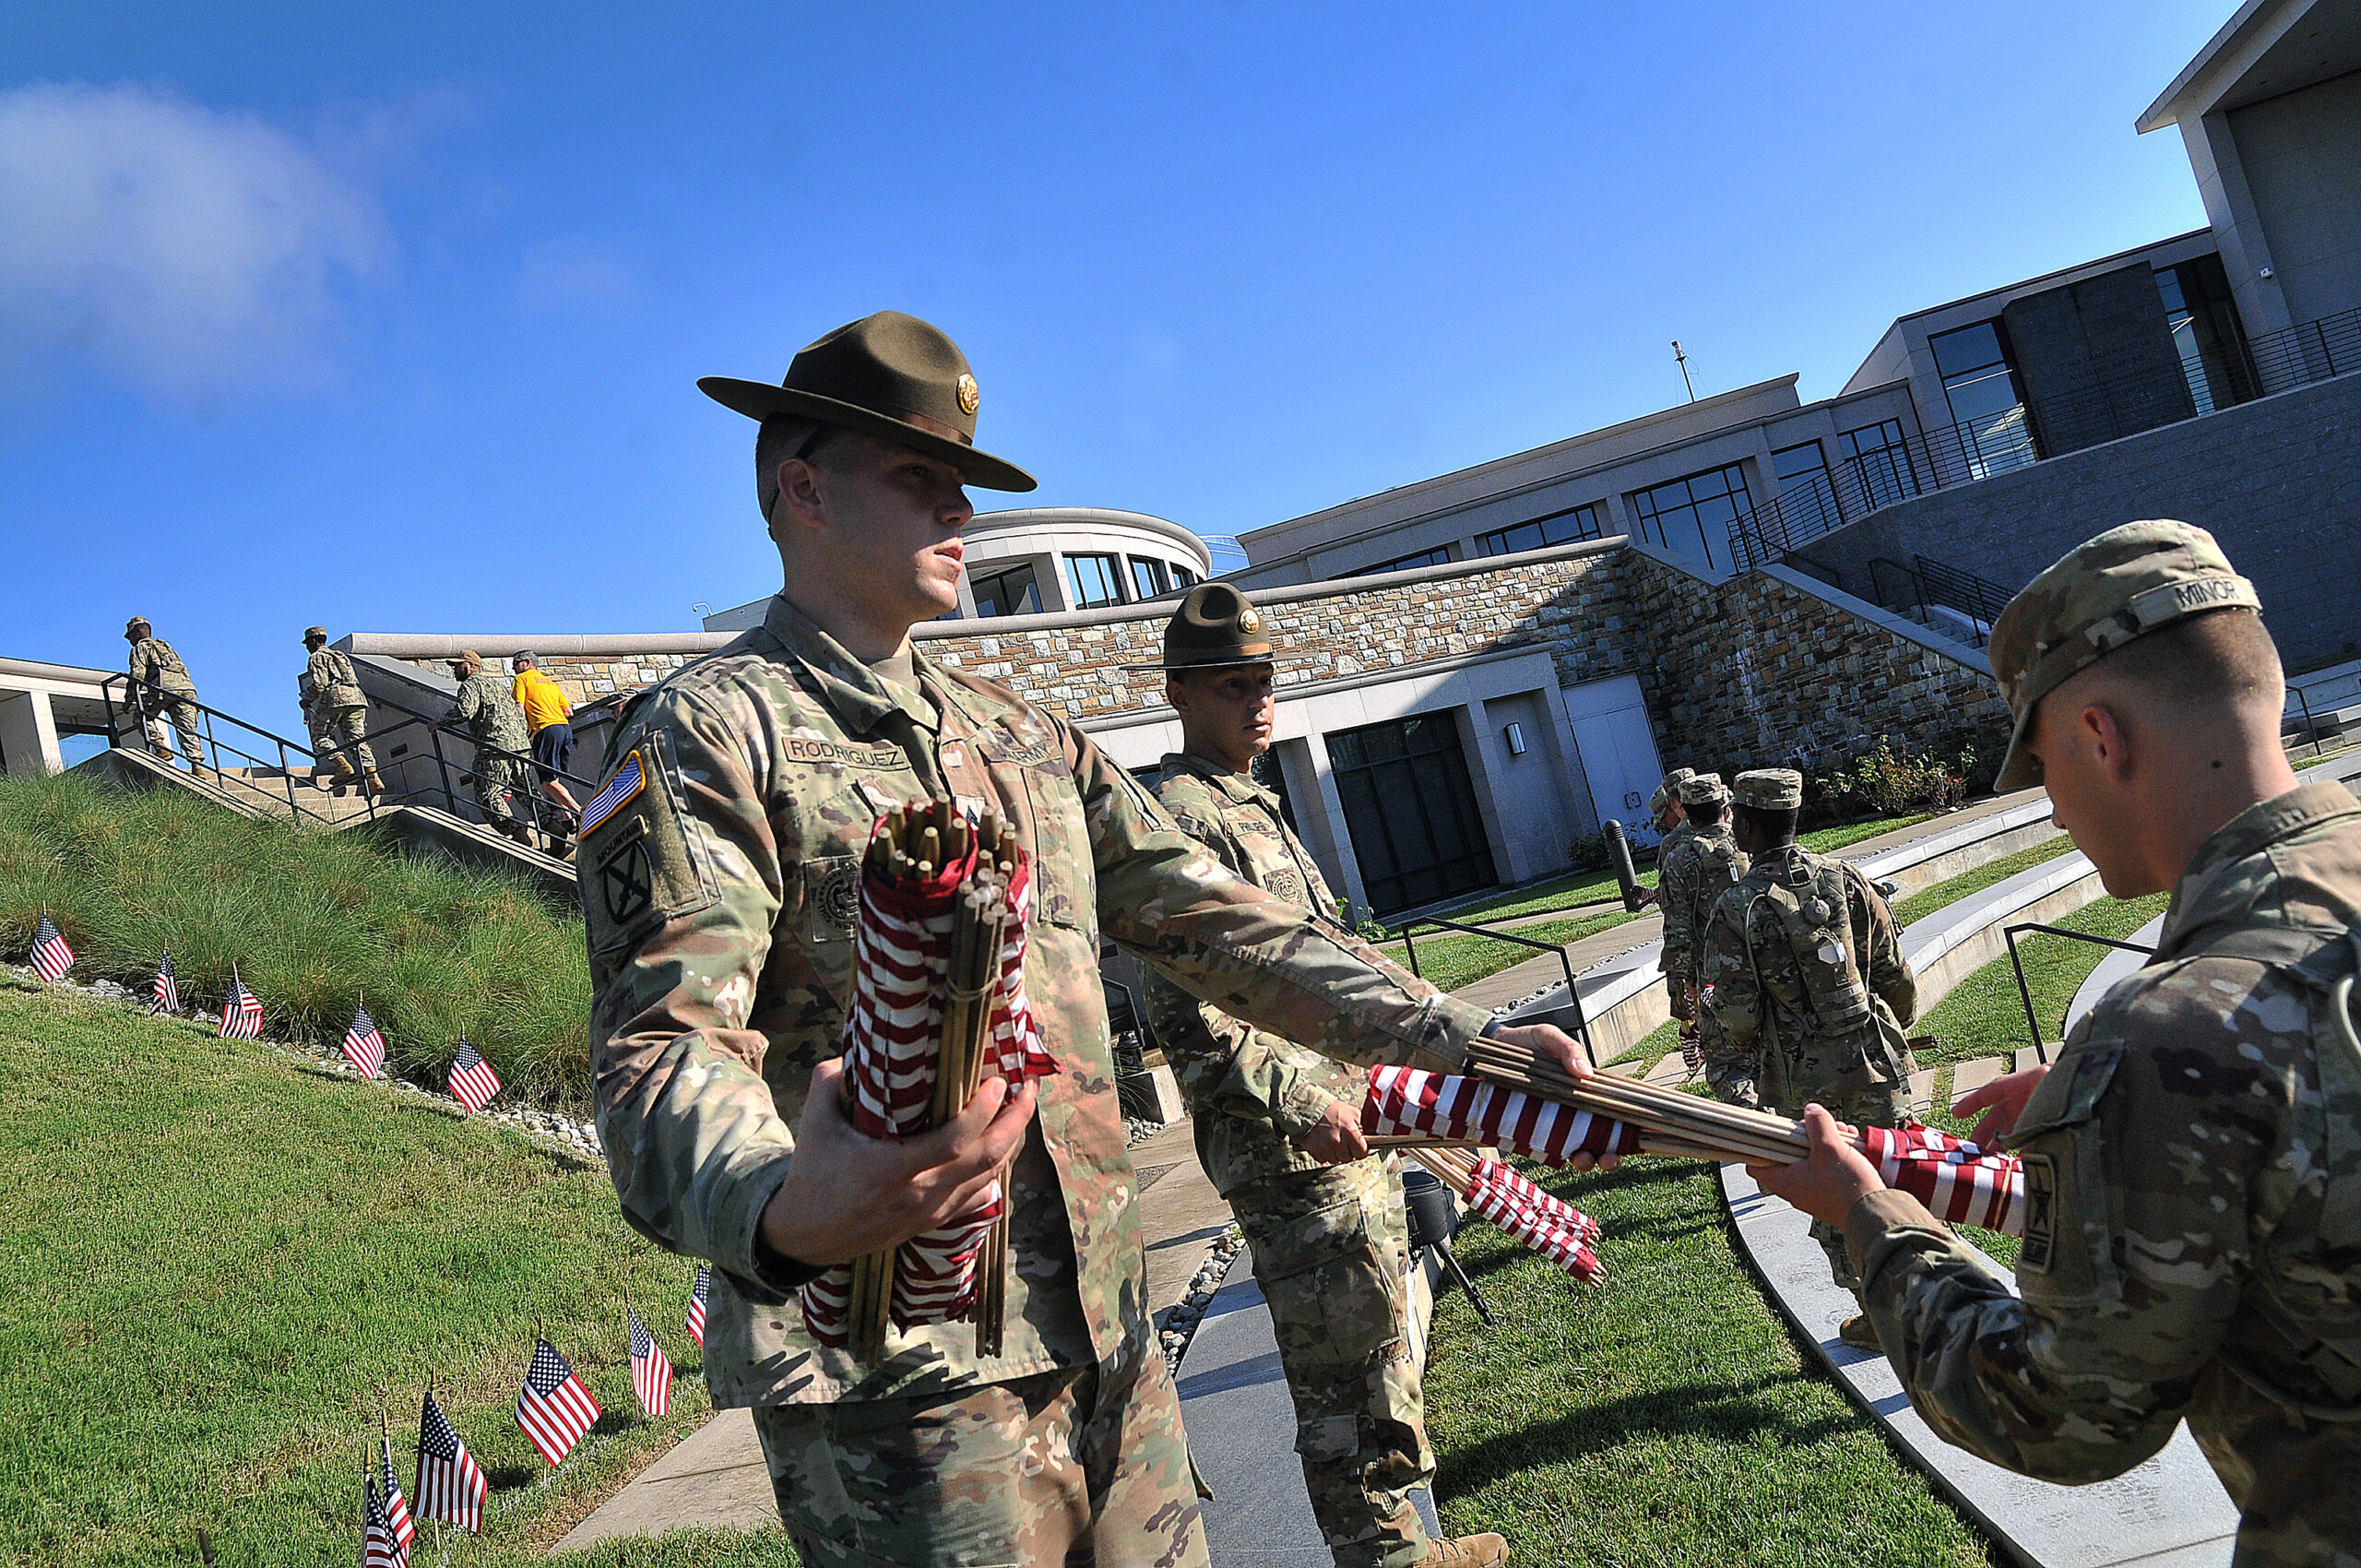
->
<box><xmin>2071</xmin><ymin>607</ymin><xmax>2282</xmax><ymax>716</ymax></box>
<box><xmin>1734</xmin><ymin>802</ymin><xmax>1797</xmax><ymax>845</ymax></box>
<box><xmin>1686</xmin><ymin>796</ymin><xmax>1726</xmax><ymax>826</ymax></box>
<box><xmin>755</xmin><ymin>414</ymin><xmax>843</xmax><ymax>521</ymax></box>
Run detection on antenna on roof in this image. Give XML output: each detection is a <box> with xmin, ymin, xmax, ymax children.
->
<box><xmin>1671</xmin><ymin>340</ymin><xmax>1697</xmax><ymax>403</ymax></box>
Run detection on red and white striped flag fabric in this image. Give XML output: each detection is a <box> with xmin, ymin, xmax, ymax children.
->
<box><xmin>1859</xmin><ymin>1123</ymin><xmax>2026</xmax><ymax>1234</ymax></box>
<box><xmin>1463</xmin><ymin>1158</ymin><xmax>1607</xmax><ymax>1287</ymax></box>
<box><xmin>801</xmin><ymin>818</ymin><xmax>1059</xmax><ymax>1347</ymax></box>
<box><xmin>149</xmin><ymin>950</ymin><xmax>179</xmax><ymax>1015</ymax></box>
<box><xmin>362</xmin><ymin>1478</ymin><xmax>402</xmax><ymax>1568</ymax></box>
<box><xmin>1362</xmin><ymin>1065</ymin><xmax>1643</xmax><ymax>1166</ymax></box>
<box><xmin>413</xmin><ymin>1390</ymin><xmax>485</xmax><ymax>1534</ymax></box>
<box><xmin>515</xmin><ymin>1337</ymin><xmax>600</xmax><ymax>1467</ymax></box>
<box><xmin>447</xmin><ymin>1039</ymin><xmax>501</xmax><ymax>1112</ymax></box>
<box><xmin>628</xmin><ymin>1308</ymin><xmax>671</xmax><ymax>1418</ymax></box>
<box><xmin>685</xmin><ymin>1263</ymin><xmax>710</xmax><ymax>1348</ymax></box>
<box><xmin>30</xmin><ymin>914</ymin><xmax>74</xmax><ymax>982</ymax></box>
<box><xmin>219</xmin><ymin>972</ymin><xmax>263</xmax><ymax>1039</ymax></box>
<box><xmin>378</xmin><ymin>1429</ymin><xmax>415</xmax><ymax>1559</ymax></box>
<box><xmin>342</xmin><ymin>1004</ymin><xmax>386</xmax><ymax>1079</ymax></box>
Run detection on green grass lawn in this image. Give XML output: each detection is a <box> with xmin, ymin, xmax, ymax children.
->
<box><xmin>0</xmin><ymin>977</ymin><xmax>794</xmax><ymax>1568</ymax></box>
<box><xmin>1423</xmin><ymin>1155</ymin><xmax>1996</xmax><ymax>1567</ymax></box>
<box><xmin>1888</xmin><ymin>833</ymin><xmax>2075</xmax><ymax>928</ymax></box>
<box><xmin>1376</xmin><ymin>909</ymin><xmax>1643</xmax><ymax>993</ymax></box>
<box><xmin>0</xmin><ymin>771</ymin><xmax>593</xmax><ymax>1109</ymax></box>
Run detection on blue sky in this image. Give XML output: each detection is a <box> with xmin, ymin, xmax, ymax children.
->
<box><xmin>5</xmin><ymin>2</ymin><xmax>2230</xmax><ymax>733</ymax></box>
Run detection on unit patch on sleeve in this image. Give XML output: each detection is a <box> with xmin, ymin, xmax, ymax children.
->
<box><xmin>2016</xmin><ymin>1152</ymin><xmax>2058</xmax><ymax>1274</ymax></box>
<box><xmin>580</xmin><ymin>750</ymin><xmax>647</xmax><ymax>838</ymax></box>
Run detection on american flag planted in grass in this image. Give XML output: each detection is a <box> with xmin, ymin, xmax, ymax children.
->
<box><xmin>446</xmin><ymin>1040</ymin><xmax>501</xmax><ymax>1112</ymax></box>
<box><xmin>515</xmin><ymin>1337</ymin><xmax>600</xmax><ymax>1467</ymax></box>
<box><xmin>29</xmin><ymin>914</ymin><xmax>73</xmax><ymax>982</ymax></box>
<box><xmin>378</xmin><ymin>1429</ymin><xmax>415</xmax><ymax>1559</ymax></box>
<box><xmin>685</xmin><ymin>1263</ymin><xmax>710</xmax><ymax>1348</ymax></box>
<box><xmin>342</xmin><ymin>1004</ymin><xmax>386</xmax><ymax>1079</ymax></box>
<box><xmin>413</xmin><ymin>1390</ymin><xmax>485</xmax><ymax>1534</ymax></box>
<box><xmin>219</xmin><ymin>971</ymin><xmax>263</xmax><ymax>1039</ymax></box>
<box><xmin>362</xmin><ymin>1479</ymin><xmax>403</xmax><ymax>1568</ymax></box>
<box><xmin>628</xmin><ymin>1307</ymin><xmax>671</xmax><ymax>1418</ymax></box>
<box><xmin>1363</xmin><ymin>1064</ymin><xmax>1643</xmax><ymax>1165</ymax></box>
<box><xmin>149</xmin><ymin>950</ymin><xmax>179</xmax><ymax>1014</ymax></box>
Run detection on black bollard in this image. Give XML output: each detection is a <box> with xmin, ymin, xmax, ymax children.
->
<box><xmin>1603</xmin><ymin>819</ymin><xmax>1644</xmax><ymax>912</ymax></box>
<box><xmin>1402</xmin><ymin>1168</ymin><xmax>1496</xmax><ymax>1327</ymax></box>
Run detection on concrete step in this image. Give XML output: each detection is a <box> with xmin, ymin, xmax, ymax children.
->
<box><xmin>1906</xmin><ymin>1067</ymin><xmax>1935</xmax><ymax>1118</ymax></box>
<box><xmin>1951</xmin><ymin>1057</ymin><xmax>2005</xmax><ymax>1099</ymax></box>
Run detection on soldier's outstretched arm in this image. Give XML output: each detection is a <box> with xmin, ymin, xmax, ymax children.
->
<box><xmin>1154</xmin><ymin>994</ymin><xmax>1344</xmax><ymax>1141</ymax></box>
<box><xmin>1851</xmin><ymin>865</ymin><xmax>1918</xmax><ymax>1028</ymax></box>
<box><xmin>1706</xmin><ymin>896</ymin><xmax>1762</xmax><ymax>1045</ymax></box>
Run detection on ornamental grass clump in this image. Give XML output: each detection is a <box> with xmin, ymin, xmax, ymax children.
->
<box><xmin>0</xmin><ymin>771</ymin><xmax>592</xmax><ymax>1105</ymax></box>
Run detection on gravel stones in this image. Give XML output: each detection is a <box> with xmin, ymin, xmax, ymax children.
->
<box><xmin>1159</xmin><ymin>1225</ymin><xmax>1246</xmax><ymax>1371</ymax></box>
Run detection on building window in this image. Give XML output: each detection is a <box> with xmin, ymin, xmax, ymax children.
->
<box><xmin>2155</xmin><ymin>256</ymin><xmax>2255</xmax><ymax>414</ymax></box>
<box><xmin>1324</xmin><ymin>713</ymin><xmax>1498</xmax><ymax>915</ymax></box>
<box><xmin>1769</xmin><ymin>442</ymin><xmax>1840</xmax><ymax>535</ymax></box>
<box><xmin>1476</xmin><ymin>504</ymin><xmax>1606</xmax><ymax>557</ymax></box>
<box><xmin>1173</xmin><ymin>564</ymin><xmax>1198</xmax><ymax>588</ymax></box>
<box><xmin>1928</xmin><ymin>320</ymin><xmax>2035</xmax><ymax>476</ymax></box>
<box><xmin>969</xmin><ymin>563</ymin><xmax>1042</xmax><ymax>618</ymax></box>
<box><xmin>1063</xmin><ymin>552</ymin><xmax>1126</xmax><ymax>609</ymax></box>
<box><xmin>1355</xmin><ymin>545</ymin><xmax>1455</xmax><ymax>576</ymax></box>
<box><xmin>1627</xmin><ymin>464</ymin><xmax>1751</xmax><ymax>570</ymax></box>
<box><xmin>1128</xmin><ymin>556</ymin><xmax>1172</xmax><ymax>600</ymax></box>
<box><xmin>1833</xmin><ymin>420</ymin><xmax>1923</xmax><ymax>512</ymax></box>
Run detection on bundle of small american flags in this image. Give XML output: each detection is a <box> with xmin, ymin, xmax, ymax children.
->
<box><xmin>1362</xmin><ymin>1064</ymin><xmax>1643</xmax><ymax>1165</ymax></box>
<box><xmin>30</xmin><ymin>913</ymin><xmax>74</xmax><ymax>982</ymax></box>
<box><xmin>1415</xmin><ymin>1146</ymin><xmax>1607</xmax><ymax>1287</ymax></box>
<box><xmin>1858</xmin><ymin>1122</ymin><xmax>2027</xmax><ymax>1234</ymax></box>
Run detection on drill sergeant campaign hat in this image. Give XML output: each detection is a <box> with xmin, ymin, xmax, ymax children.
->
<box><xmin>1127</xmin><ymin>582</ymin><xmax>1302</xmax><ymax>673</ymax></box>
<box><xmin>1987</xmin><ymin>519</ymin><xmax>2261</xmax><ymax>792</ymax></box>
<box><xmin>1676</xmin><ymin>772</ymin><xmax>1729</xmax><ymax>805</ymax></box>
<box><xmin>1732</xmin><ymin>768</ymin><xmax>1804</xmax><ymax>810</ymax></box>
<box><xmin>697</xmin><ymin>310</ymin><xmax>1038</xmax><ymax>493</ymax></box>
<box><xmin>1649</xmin><ymin>766</ymin><xmax>1699</xmax><ymax>817</ymax></box>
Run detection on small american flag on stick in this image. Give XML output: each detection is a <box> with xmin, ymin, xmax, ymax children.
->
<box><xmin>362</xmin><ymin>1477</ymin><xmax>402</xmax><ymax>1568</ymax></box>
<box><xmin>685</xmin><ymin>1263</ymin><xmax>710</xmax><ymax>1348</ymax></box>
<box><xmin>413</xmin><ymin>1389</ymin><xmax>484</xmax><ymax>1535</ymax></box>
<box><xmin>515</xmin><ymin>1337</ymin><xmax>600</xmax><ymax>1467</ymax></box>
<box><xmin>628</xmin><ymin>1307</ymin><xmax>671</xmax><ymax>1418</ymax></box>
<box><xmin>149</xmin><ymin>950</ymin><xmax>179</xmax><ymax>1015</ymax></box>
<box><xmin>378</xmin><ymin>1424</ymin><xmax>415</xmax><ymax>1559</ymax></box>
<box><xmin>343</xmin><ymin>1004</ymin><xmax>386</xmax><ymax>1080</ymax></box>
<box><xmin>30</xmin><ymin>913</ymin><xmax>73</xmax><ymax>982</ymax></box>
<box><xmin>447</xmin><ymin>1040</ymin><xmax>501</xmax><ymax>1113</ymax></box>
<box><xmin>219</xmin><ymin>969</ymin><xmax>263</xmax><ymax>1039</ymax></box>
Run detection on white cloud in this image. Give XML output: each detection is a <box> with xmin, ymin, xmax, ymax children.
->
<box><xmin>0</xmin><ymin>81</ymin><xmax>391</xmax><ymax>400</ymax></box>
<box><xmin>516</xmin><ymin>235</ymin><xmax>635</xmax><ymax>312</ymax></box>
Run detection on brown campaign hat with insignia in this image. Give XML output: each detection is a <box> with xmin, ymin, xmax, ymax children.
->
<box><xmin>1987</xmin><ymin>519</ymin><xmax>2261</xmax><ymax>792</ymax></box>
<box><xmin>1127</xmin><ymin>582</ymin><xmax>1298</xmax><ymax>673</ymax></box>
<box><xmin>1676</xmin><ymin>772</ymin><xmax>1728</xmax><ymax>805</ymax></box>
<box><xmin>1732</xmin><ymin>768</ymin><xmax>1803</xmax><ymax>810</ymax></box>
<box><xmin>698</xmin><ymin>310</ymin><xmax>1038</xmax><ymax>493</ymax></box>
<box><xmin>302</xmin><ymin>625</ymin><xmax>327</xmax><ymax>644</ymax></box>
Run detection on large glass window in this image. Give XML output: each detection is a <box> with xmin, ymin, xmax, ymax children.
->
<box><xmin>1834</xmin><ymin>420</ymin><xmax>1923</xmax><ymax>512</ymax></box>
<box><xmin>968</xmin><ymin>563</ymin><xmax>1042</xmax><ymax>618</ymax></box>
<box><xmin>1476</xmin><ymin>504</ymin><xmax>1606</xmax><ymax>557</ymax></box>
<box><xmin>2156</xmin><ymin>257</ymin><xmax>2255</xmax><ymax>414</ymax></box>
<box><xmin>1324</xmin><ymin>714</ymin><xmax>1497</xmax><ymax>914</ymax></box>
<box><xmin>1928</xmin><ymin>320</ymin><xmax>2035</xmax><ymax>475</ymax></box>
<box><xmin>1128</xmin><ymin>556</ymin><xmax>1172</xmax><ymax>600</ymax></box>
<box><xmin>1769</xmin><ymin>442</ymin><xmax>1840</xmax><ymax>536</ymax></box>
<box><xmin>1355</xmin><ymin>545</ymin><xmax>1455</xmax><ymax>576</ymax></box>
<box><xmin>1063</xmin><ymin>552</ymin><xmax>1126</xmax><ymax>609</ymax></box>
<box><xmin>1173</xmin><ymin>564</ymin><xmax>1199</xmax><ymax>588</ymax></box>
<box><xmin>1627</xmin><ymin>464</ymin><xmax>1752</xmax><ymax>569</ymax></box>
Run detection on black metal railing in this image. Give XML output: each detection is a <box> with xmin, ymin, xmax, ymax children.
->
<box><xmin>1395</xmin><ymin>913</ymin><xmax>1597</xmax><ymax>1067</ymax></box>
<box><xmin>2001</xmin><ymin>921</ymin><xmax>2155</xmax><ymax>1062</ymax></box>
<box><xmin>103</xmin><ymin>675</ymin><xmax>381</xmax><ymax>835</ymax></box>
<box><xmin>1863</xmin><ymin>554</ymin><xmax>2013</xmax><ymax>648</ymax></box>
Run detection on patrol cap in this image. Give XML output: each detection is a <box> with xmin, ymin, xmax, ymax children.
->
<box><xmin>303</xmin><ymin>625</ymin><xmax>328</xmax><ymax>644</ymax></box>
<box><xmin>1676</xmin><ymin>773</ymin><xmax>1728</xmax><ymax>805</ymax></box>
<box><xmin>1128</xmin><ymin>582</ymin><xmax>1296</xmax><ymax>673</ymax></box>
<box><xmin>1987</xmin><ymin>520</ymin><xmax>2260</xmax><ymax>791</ymax></box>
<box><xmin>1648</xmin><ymin>767</ymin><xmax>1697</xmax><ymax>815</ymax></box>
<box><xmin>451</xmin><ymin>648</ymin><xmax>482</xmax><ymax>671</ymax></box>
<box><xmin>124</xmin><ymin>616</ymin><xmax>150</xmax><ymax>638</ymax></box>
<box><xmin>1732</xmin><ymin>768</ymin><xmax>1803</xmax><ymax>810</ymax></box>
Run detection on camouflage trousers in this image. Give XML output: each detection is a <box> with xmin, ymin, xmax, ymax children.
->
<box><xmin>1768</xmin><ymin>1046</ymin><xmax>1915</xmax><ymax>1298</ymax></box>
<box><xmin>141</xmin><ymin>695</ymin><xmax>205</xmax><ymax>766</ymax></box>
<box><xmin>1229</xmin><ymin>1156</ymin><xmax>1433</xmax><ymax>1568</ymax></box>
<box><xmin>1696</xmin><ymin>1010</ymin><xmax>1757</xmax><ymax>1108</ymax></box>
<box><xmin>473</xmin><ymin>753</ymin><xmax>528</xmax><ymax>831</ymax></box>
<box><xmin>316</xmin><ymin>704</ymin><xmax>376</xmax><ymax>776</ymax></box>
<box><xmin>750</xmin><ymin>1324</ymin><xmax>1206</xmax><ymax>1568</ymax></box>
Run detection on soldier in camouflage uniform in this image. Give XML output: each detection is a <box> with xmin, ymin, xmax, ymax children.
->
<box><xmin>1708</xmin><ymin>766</ymin><xmax>1916</xmax><ymax>1347</ymax></box>
<box><xmin>301</xmin><ymin>627</ymin><xmax>383</xmax><ymax>796</ymax></box>
<box><xmin>1135</xmin><ymin>583</ymin><xmax>1507</xmax><ymax>1568</ymax></box>
<box><xmin>443</xmin><ymin>650</ymin><xmax>535</xmax><ymax>844</ymax></box>
<box><xmin>578</xmin><ymin>313</ymin><xmax>1590</xmax><ymax>1568</ymax></box>
<box><xmin>1657</xmin><ymin>774</ymin><xmax>1751</xmax><ymax>1101</ymax></box>
<box><xmin>123</xmin><ymin>617</ymin><xmax>206</xmax><ymax>768</ymax></box>
<box><xmin>1757</xmin><ymin>521</ymin><xmax>2361</xmax><ymax>1566</ymax></box>
<box><xmin>1638</xmin><ymin>767</ymin><xmax>1693</xmax><ymax>913</ymax></box>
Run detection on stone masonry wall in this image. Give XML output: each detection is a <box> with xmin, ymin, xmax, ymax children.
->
<box><xmin>389</xmin><ymin>652</ymin><xmax>704</xmax><ymax>712</ymax></box>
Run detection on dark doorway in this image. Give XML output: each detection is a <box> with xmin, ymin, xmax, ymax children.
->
<box><xmin>1325</xmin><ymin>713</ymin><xmax>1498</xmax><ymax>915</ymax></box>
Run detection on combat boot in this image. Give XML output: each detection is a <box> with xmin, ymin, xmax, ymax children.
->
<box><xmin>1422</xmin><ymin>1535</ymin><xmax>1510</xmax><ymax>1568</ymax></box>
<box><xmin>1838</xmin><ymin>1314</ymin><xmax>1882</xmax><ymax>1351</ymax></box>
<box><xmin>362</xmin><ymin>771</ymin><xmax>386</xmax><ymax>799</ymax></box>
<box><xmin>325</xmin><ymin>757</ymin><xmax>358</xmax><ymax>797</ymax></box>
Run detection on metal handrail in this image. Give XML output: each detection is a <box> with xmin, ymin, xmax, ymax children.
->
<box><xmin>2000</xmin><ymin>921</ymin><xmax>2155</xmax><ymax>1063</ymax></box>
<box><xmin>344</xmin><ymin>681</ymin><xmax>608</xmax><ymax>842</ymax></box>
<box><xmin>1395</xmin><ymin>913</ymin><xmax>1596</xmax><ymax>1067</ymax></box>
<box><xmin>103</xmin><ymin>673</ymin><xmax>374</xmax><ymax>834</ymax></box>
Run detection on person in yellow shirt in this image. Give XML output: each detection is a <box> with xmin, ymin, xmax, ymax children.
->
<box><xmin>510</xmin><ymin>652</ymin><xmax>582</xmax><ymax>844</ymax></box>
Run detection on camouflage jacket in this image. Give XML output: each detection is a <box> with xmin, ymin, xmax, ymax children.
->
<box><xmin>128</xmin><ymin>638</ymin><xmax>197</xmax><ymax>699</ymax></box>
<box><xmin>579</xmin><ymin>597</ymin><xmax>1489</xmax><ymax>1407</ymax></box>
<box><xmin>304</xmin><ymin>647</ymin><xmax>365</xmax><ymax>709</ymax></box>
<box><xmin>1851</xmin><ymin>782</ymin><xmax>2361</xmax><ymax>1563</ymax></box>
<box><xmin>1139</xmin><ymin>752</ymin><xmax>1370</xmax><ymax>1194</ymax></box>
<box><xmin>447</xmin><ymin>671</ymin><xmax>530</xmax><ymax>754</ymax></box>
<box><xmin>1659</xmin><ymin>822</ymin><xmax>1748</xmax><ymax>994</ymax></box>
<box><xmin>1705</xmin><ymin>843</ymin><xmax>1916</xmax><ymax>1087</ymax></box>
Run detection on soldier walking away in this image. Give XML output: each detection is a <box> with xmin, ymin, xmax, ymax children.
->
<box><xmin>1706</xmin><ymin>766</ymin><xmax>1917</xmax><ymax>1350</ymax></box>
<box><xmin>301</xmin><ymin>628</ymin><xmax>384</xmax><ymax>798</ymax></box>
<box><xmin>511</xmin><ymin>651</ymin><xmax>582</xmax><ymax>859</ymax></box>
<box><xmin>1656</xmin><ymin>774</ymin><xmax>1752</xmax><ymax>1103</ymax></box>
<box><xmin>443</xmin><ymin>651</ymin><xmax>536</xmax><ymax>848</ymax></box>
<box><xmin>1757</xmin><ymin>521</ymin><xmax>2361</xmax><ymax>1567</ymax></box>
<box><xmin>1134</xmin><ymin>583</ymin><xmax>1509</xmax><ymax>1568</ymax></box>
<box><xmin>576</xmin><ymin>310</ymin><xmax>1592</xmax><ymax>1568</ymax></box>
<box><xmin>122</xmin><ymin>617</ymin><xmax>206</xmax><ymax>770</ymax></box>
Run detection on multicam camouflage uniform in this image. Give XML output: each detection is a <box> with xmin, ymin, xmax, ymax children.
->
<box><xmin>579</xmin><ymin>597</ymin><xmax>1492</xmax><ymax>1568</ymax></box>
<box><xmin>127</xmin><ymin>636</ymin><xmax>205</xmax><ymax>766</ymax></box>
<box><xmin>445</xmin><ymin>669</ymin><xmax>531</xmax><ymax>833</ymax></box>
<box><xmin>1140</xmin><ymin>751</ymin><xmax>1433</xmax><ymax>1568</ymax></box>
<box><xmin>1708</xmin><ymin>774</ymin><xmax>1916</xmax><ymax>1294</ymax></box>
<box><xmin>1658</xmin><ymin>779</ymin><xmax>1750</xmax><ymax>1102</ymax></box>
<box><xmin>304</xmin><ymin>645</ymin><xmax>377</xmax><ymax>777</ymax></box>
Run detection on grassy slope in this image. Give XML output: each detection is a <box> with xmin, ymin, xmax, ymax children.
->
<box><xmin>1376</xmin><ymin>909</ymin><xmax>1641</xmax><ymax>993</ymax></box>
<box><xmin>0</xmin><ymin>772</ymin><xmax>592</xmax><ymax>1108</ymax></box>
<box><xmin>1424</xmin><ymin>1155</ymin><xmax>1994</xmax><ymax>1567</ymax></box>
<box><xmin>0</xmin><ymin>978</ymin><xmax>793</xmax><ymax>1568</ymax></box>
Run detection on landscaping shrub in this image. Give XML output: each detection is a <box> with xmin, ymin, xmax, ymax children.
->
<box><xmin>1801</xmin><ymin>732</ymin><xmax>1987</xmax><ymax>827</ymax></box>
